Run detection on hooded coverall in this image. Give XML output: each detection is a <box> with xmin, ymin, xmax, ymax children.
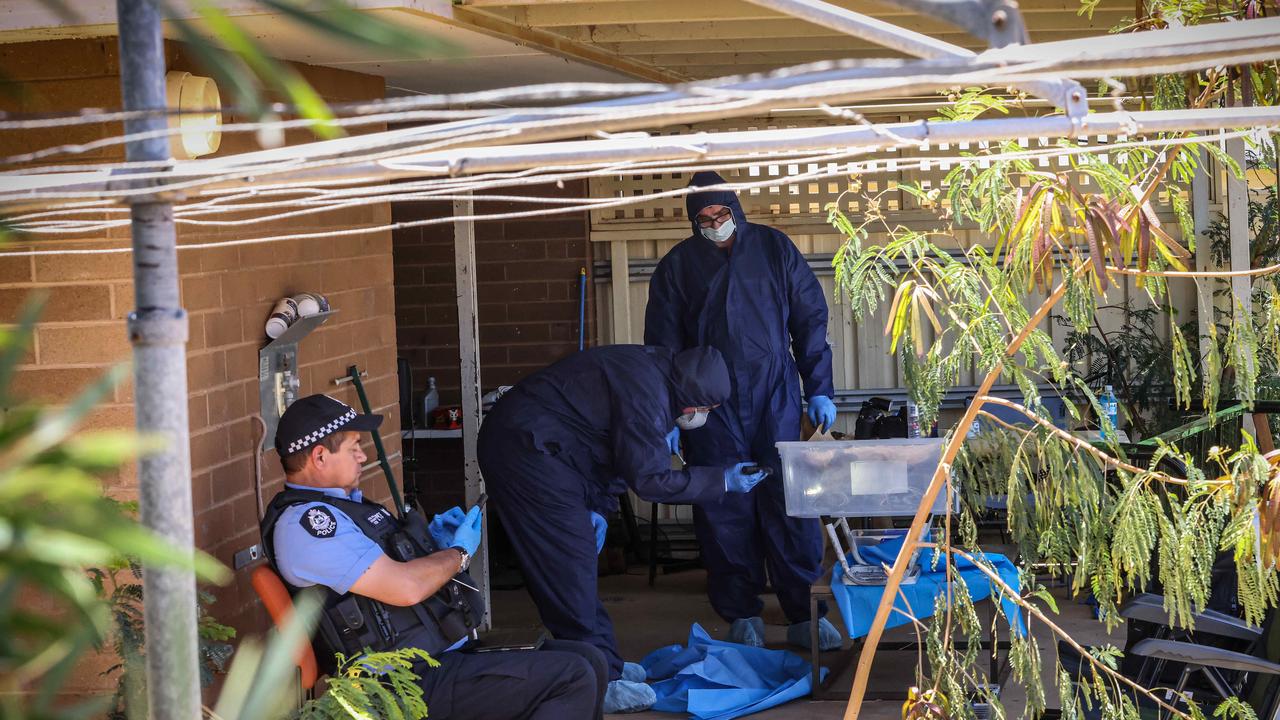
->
<box><xmin>644</xmin><ymin>171</ymin><xmax>834</xmax><ymax>626</ymax></box>
<box><xmin>478</xmin><ymin>345</ymin><xmax>732</xmax><ymax>680</ymax></box>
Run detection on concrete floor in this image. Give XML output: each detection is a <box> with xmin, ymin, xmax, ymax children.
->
<box><xmin>489</xmin><ymin>563</ymin><xmax>1123</xmax><ymax>720</ymax></box>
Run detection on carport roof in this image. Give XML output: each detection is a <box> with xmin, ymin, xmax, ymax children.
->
<box><xmin>0</xmin><ymin>0</ymin><xmax>1133</xmax><ymax>93</ymax></box>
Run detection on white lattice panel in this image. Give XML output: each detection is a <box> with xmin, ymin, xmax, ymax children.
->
<box><xmin>588</xmin><ymin>115</ymin><xmax>1197</xmax><ymax>230</ymax></box>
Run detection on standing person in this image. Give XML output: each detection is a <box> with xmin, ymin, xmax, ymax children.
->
<box><xmin>261</xmin><ymin>394</ymin><xmax>606</xmax><ymax>720</ymax></box>
<box><xmin>477</xmin><ymin>345</ymin><xmax>768</xmax><ymax>714</ymax></box>
<box><xmin>644</xmin><ymin>171</ymin><xmax>842</xmax><ymax>651</ymax></box>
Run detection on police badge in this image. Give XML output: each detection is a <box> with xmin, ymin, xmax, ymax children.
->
<box><xmin>301</xmin><ymin>506</ymin><xmax>338</xmax><ymax>537</ymax></box>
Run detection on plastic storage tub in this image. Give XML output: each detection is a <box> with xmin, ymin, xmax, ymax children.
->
<box><xmin>775</xmin><ymin>437</ymin><xmax>950</xmax><ymax>518</ymax></box>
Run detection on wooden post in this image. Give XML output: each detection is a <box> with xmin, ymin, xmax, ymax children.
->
<box><xmin>610</xmin><ymin>239</ymin><xmax>632</xmax><ymax>344</ymax></box>
<box><xmin>454</xmin><ymin>195</ymin><xmax>490</xmax><ymax>626</ymax></box>
<box><xmin>1192</xmin><ymin>146</ymin><xmax>1214</xmax><ymax>362</ymax></box>
<box><xmin>1226</xmin><ymin>137</ymin><xmax>1255</xmax><ymax>434</ymax></box>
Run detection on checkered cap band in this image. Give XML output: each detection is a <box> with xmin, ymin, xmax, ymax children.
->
<box><xmin>286</xmin><ymin>407</ymin><xmax>356</xmax><ymax>454</ymax></box>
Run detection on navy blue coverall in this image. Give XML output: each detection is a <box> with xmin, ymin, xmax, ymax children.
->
<box><xmin>477</xmin><ymin>345</ymin><xmax>733</xmax><ymax>680</ymax></box>
<box><xmin>644</xmin><ymin>171</ymin><xmax>835</xmax><ymax>626</ymax></box>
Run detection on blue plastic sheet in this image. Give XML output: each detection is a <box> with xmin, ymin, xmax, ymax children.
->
<box><xmin>831</xmin><ymin>537</ymin><xmax>1026</xmax><ymax>640</ymax></box>
<box><xmin>641</xmin><ymin>624</ymin><xmax>826</xmax><ymax>720</ymax></box>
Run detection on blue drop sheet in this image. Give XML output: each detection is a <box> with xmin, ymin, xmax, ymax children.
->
<box><xmin>640</xmin><ymin>623</ymin><xmax>826</xmax><ymax>720</ymax></box>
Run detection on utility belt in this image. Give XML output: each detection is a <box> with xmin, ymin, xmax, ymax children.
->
<box><xmin>260</xmin><ymin>489</ymin><xmax>486</xmax><ymax>669</ymax></box>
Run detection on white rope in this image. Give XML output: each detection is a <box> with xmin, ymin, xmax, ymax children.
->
<box><xmin>0</xmin><ymin>128</ymin><xmax>1258</xmax><ymax>251</ymax></box>
<box><xmin>2</xmin><ymin>128</ymin><xmax>1258</xmax><ymax>232</ymax></box>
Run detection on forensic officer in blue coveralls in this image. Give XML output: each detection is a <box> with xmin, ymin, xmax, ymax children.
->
<box><xmin>644</xmin><ymin>171</ymin><xmax>843</xmax><ymax>652</ymax></box>
<box><xmin>262</xmin><ymin>394</ymin><xmax>606</xmax><ymax>720</ymax></box>
<box><xmin>478</xmin><ymin>345</ymin><xmax>769</xmax><ymax>714</ymax></box>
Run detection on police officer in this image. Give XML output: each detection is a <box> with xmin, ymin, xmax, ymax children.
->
<box><xmin>262</xmin><ymin>394</ymin><xmax>605</xmax><ymax>720</ymax></box>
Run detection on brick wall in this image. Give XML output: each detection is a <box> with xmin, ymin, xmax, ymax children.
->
<box><xmin>0</xmin><ymin>38</ymin><xmax>400</xmax><ymax>701</ymax></box>
<box><xmin>393</xmin><ymin>183</ymin><xmax>594</xmax><ymax>507</ymax></box>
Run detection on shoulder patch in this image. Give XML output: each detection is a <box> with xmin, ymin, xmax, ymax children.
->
<box><xmin>300</xmin><ymin>505</ymin><xmax>339</xmax><ymax>538</ymax></box>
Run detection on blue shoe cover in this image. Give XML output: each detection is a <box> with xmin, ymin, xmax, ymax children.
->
<box><xmin>787</xmin><ymin>617</ymin><xmax>842</xmax><ymax>651</ymax></box>
<box><xmin>604</xmin><ymin>679</ymin><xmax>656</xmax><ymax>714</ymax></box>
<box><xmin>621</xmin><ymin>661</ymin><xmax>647</xmax><ymax>682</ymax></box>
<box><xmin>727</xmin><ymin>616</ymin><xmax>765</xmax><ymax>647</ymax></box>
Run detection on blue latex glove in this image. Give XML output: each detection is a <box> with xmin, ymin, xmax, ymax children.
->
<box><xmin>724</xmin><ymin>462</ymin><xmax>768</xmax><ymax>493</ymax></box>
<box><xmin>427</xmin><ymin>506</ymin><xmax>465</xmax><ymax>549</ymax></box>
<box><xmin>665</xmin><ymin>426</ymin><xmax>681</xmax><ymax>456</ymax></box>
<box><xmin>590</xmin><ymin>511</ymin><xmax>608</xmax><ymax>554</ymax></box>
<box><xmin>449</xmin><ymin>505</ymin><xmax>483</xmax><ymax>556</ymax></box>
<box><xmin>807</xmin><ymin>395</ymin><xmax>837</xmax><ymax>432</ymax></box>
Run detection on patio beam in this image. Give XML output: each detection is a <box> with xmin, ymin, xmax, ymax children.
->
<box><xmin>553</xmin><ymin>12</ymin><xmax>1127</xmax><ymax>42</ymax></box>
<box><xmin>599</xmin><ymin>29</ymin><xmax>1099</xmax><ymax>55</ymax></box>
<box><xmin>739</xmin><ymin>0</ymin><xmax>1089</xmax><ymax>118</ymax></box>
<box><xmin>441</xmin><ymin>4</ymin><xmax>690</xmax><ymax>83</ymax></box>
<box><xmin>508</xmin><ymin>0</ymin><xmax>1116</xmax><ymax>26</ymax></box>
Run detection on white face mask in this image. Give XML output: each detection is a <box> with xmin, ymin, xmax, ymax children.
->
<box><xmin>675</xmin><ymin>410</ymin><xmax>709</xmax><ymax>430</ymax></box>
<box><xmin>700</xmin><ymin>217</ymin><xmax>735</xmax><ymax>244</ymax></box>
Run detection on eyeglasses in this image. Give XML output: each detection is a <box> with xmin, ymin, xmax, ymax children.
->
<box><xmin>695</xmin><ymin>208</ymin><xmax>733</xmax><ymax>228</ymax></box>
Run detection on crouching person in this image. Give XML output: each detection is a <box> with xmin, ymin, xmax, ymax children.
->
<box><xmin>261</xmin><ymin>394</ymin><xmax>605</xmax><ymax>719</ymax></box>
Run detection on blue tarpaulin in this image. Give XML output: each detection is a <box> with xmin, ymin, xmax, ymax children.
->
<box><xmin>830</xmin><ymin>536</ymin><xmax>1026</xmax><ymax>639</ymax></box>
<box><xmin>641</xmin><ymin>624</ymin><xmax>826</xmax><ymax>720</ymax></box>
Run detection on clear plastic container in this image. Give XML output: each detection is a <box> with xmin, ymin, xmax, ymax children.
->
<box><xmin>775</xmin><ymin>437</ymin><xmax>952</xmax><ymax>518</ymax></box>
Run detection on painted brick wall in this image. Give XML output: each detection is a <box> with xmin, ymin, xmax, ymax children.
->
<box><xmin>0</xmin><ymin>38</ymin><xmax>400</xmax><ymax>702</ymax></box>
<box><xmin>393</xmin><ymin>184</ymin><xmax>594</xmax><ymax>507</ymax></box>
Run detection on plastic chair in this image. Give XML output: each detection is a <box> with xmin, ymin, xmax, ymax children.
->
<box><xmin>250</xmin><ymin>565</ymin><xmax>319</xmax><ymax>695</ymax></box>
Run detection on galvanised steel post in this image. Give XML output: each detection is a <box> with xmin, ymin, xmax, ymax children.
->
<box><xmin>116</xmin><ymin>1</ymin><xmax>200</xmax><ymax>717</ymax></box>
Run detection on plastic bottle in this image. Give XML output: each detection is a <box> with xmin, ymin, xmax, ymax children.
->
<box><xmin>421</xmin><ymin>377</ymin><xmax>439</xmax><ymax>422</ymax></box>
<box><xmin>1100</xmin><ymin>385</ymin><xmax>1119</xmax><ymax>441</ymax></box>
<box><xmin>906</xmin><ymin>400</ymin><xmax>920</xmax><ymax>438</ymax></box>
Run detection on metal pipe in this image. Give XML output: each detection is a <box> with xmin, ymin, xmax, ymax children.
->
<box><xmin>115</xmin><ymin>1</ymin><xmax>200</xmax><ymax>719</ymax></box>
<box><xmin>7</xmin><ymin>105</ymin><xmax>1280</xmax><ymax>205</ymax></box>
<box><xmin>395</xmin><ymin>105</ymin><xmax>1280</xmax><ymax>176</ymax></box>
<box><xmin>741</xmin><ymin>0</ymin><xmax>974</xmax><ymax>60</ymax></box>
<box><xmin>14</xmin><ymin>14</ymin><xmax>1272</xmax><ymax>206</ymax></box>
<box><xmin>577</xmin><ymin>266</ymin><xmax>587</xmax><ymax>352</ymax></box>
<box><xmin>739</xmin><ymin>0</ymin><xmax>1087</xmax><ymax>118</ymax></box>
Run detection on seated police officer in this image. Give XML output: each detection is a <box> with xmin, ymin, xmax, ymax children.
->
<box><xmin>261</xmin><ymin>394</ymin><xmax>606</xmax><ymax>719</ymax></box>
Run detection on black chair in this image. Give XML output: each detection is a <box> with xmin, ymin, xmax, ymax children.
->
<box><xmin>1058</xmin><ymin>593</ymin><xmax>1279</xmax><ymax>720</ymax></box>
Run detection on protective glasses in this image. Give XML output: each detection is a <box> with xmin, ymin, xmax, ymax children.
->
<box><xmin>695</xmin><ymin>208</ymin><xmax>733</xmax><ymax>228</ymax></box>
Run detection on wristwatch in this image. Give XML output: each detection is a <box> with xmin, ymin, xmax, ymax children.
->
<box><xmin>452</xmin><ymin>546</ymin><xmax>471</xmax><ymax>572</ymax></box>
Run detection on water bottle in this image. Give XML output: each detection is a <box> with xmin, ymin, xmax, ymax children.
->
<box><xmin>1100</xmin><ymin>385</ymin><xmax>1119</xmax><ymax>441</ymax></box>
<box><xmin>906</xmin><ymin>401</ymin><xmax>921</xmax><ymax>438</ymax></box>
<box><xmin>421</xmin><ymin>377</ymin><xmax>439</xmax><ymax>422</ymax></box>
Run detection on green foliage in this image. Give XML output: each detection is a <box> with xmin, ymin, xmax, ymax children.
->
<box><xmin>156</xmin><ymin>0</ymin><xmax>459</xmax><ymax>137</ymax></box>
<box><xmin>833</xmin><ymin>77</ymin><xmax>1280</xmax><ymax>719</ymax></box>
<box><xmin>0</xmin><ymin>296</ymin><xmax>228</xmax><ymax>720</ymax></box>
<box><xmin>1052</xmin><ymin>300</ymin><xmax>1197</xmax><ymax>438</ymax></box>
<box><xmin>296</xmin><ymin>648</ymin><xmax>438</xmax><ymax>720</ymax></box>
<box><xmin>94</xmin><ymin>559</ymin><xmax>237</xmax><ymax>720</ymax></box>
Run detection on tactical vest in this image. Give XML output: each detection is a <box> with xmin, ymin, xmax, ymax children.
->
<box><xmin>260</xmin><ymin>488</ymin><xmax>485</xmax><ymax>669</ymax></box>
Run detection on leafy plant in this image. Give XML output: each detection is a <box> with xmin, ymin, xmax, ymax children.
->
<box><xmin>1051</xmin><ymin>300</ymin><xmax>1198</xmax><ymax>439</ymax></box>
<box><xmin>830</xmin><ymin>61</ymin><xmax>1280</xmax><ymax>719</ymax></box>
<box><xmin>93</xmin><ymin>557</ymin><xmax>236</xmax><ymax>720</ymax></box>
<box><xmin>295</xmin><ymin>648</ymin><xmax>438</xmax><ymax>720</ymax></box>
<box><xmin>0</xmin><ymin>295</ymin><xmax>228</xmax><ymax>720</ymax></box>
<box><xmin>158</xmin><ymin>0</ymin><xmax>459</xmax><ymax>138</ymax></box>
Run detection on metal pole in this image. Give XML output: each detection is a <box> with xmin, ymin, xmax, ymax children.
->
<box><xmin>739</xmin><ymin>0</ymin><xmax>1088</xmax><ymax>119</ymax></box>
<box><xmin>116</xmin><ymin>2</ymin><xmax>200</xmax><ymax>719</ymax></box>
